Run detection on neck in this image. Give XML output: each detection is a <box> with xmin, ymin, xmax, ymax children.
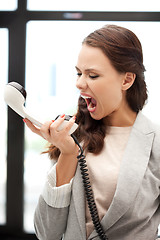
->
<box><xmin>103</xmin><ymin>105</ymin><xmax>137</xmax><ymax>127</ymax></box>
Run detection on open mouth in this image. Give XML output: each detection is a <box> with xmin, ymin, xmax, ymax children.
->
<box><xmin>81</xmin><ymin>95</ymin><xmax>97</xmax><ymax>113</ymax></box>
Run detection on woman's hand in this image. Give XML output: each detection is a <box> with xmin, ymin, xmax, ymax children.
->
<box><xmin>24</xmin><ymin>114</ymin><xmax>78</xmax><ymax>155</ymax></box>
<box><xmin>24</xmin><ymin>114</ymin><xmax>79</xmax><ymax>186</ymax></box>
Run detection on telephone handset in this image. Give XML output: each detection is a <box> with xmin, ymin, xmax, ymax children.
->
<box><xmin>4</xmin><ymin>82</ymin><xmax>78</xmax><ymax>134</ymax></box>
<box><xmin>4</xmin><ymin>82</ymin><xmax>108</xmax><ymax>240</ymax></box>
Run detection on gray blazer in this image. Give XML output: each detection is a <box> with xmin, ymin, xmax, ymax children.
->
<box><xmin>34</xmin><ymin>112</ymin><xmax>160</xmax><ymax>240</ymax></box>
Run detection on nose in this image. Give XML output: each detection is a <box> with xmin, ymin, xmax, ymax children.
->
<box><xmin>76</xmin><ymin>75</ymin><xmax>88</xmax><ymax>90</ymax></box>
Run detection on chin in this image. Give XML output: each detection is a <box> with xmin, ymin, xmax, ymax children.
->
<box><xmin>90</xmin><ymin>112</ymin><xmax>103</xmax><ymax>121</ymax></box>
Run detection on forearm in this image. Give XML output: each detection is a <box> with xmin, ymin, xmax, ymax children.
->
<box><xmin>56</xmin><ymin>151</ymin><xmax>78</xmax><ymax>187</ymax></box>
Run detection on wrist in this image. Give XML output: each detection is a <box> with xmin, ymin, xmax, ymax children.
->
<box><xmin>56</xmin><ymin>151</ymin><xmax>78</xmax><ymax>186</ymax></box>
<box><xmin>60</xmin><ymin>144</ymin><xmax>79</xmax><ymax>157</ymax></box>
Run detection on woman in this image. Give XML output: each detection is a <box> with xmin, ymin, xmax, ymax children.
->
<box><xmin>24</xmin><ymin>25</ymin><xmax>160</xmax><ymax>240</ymax></box>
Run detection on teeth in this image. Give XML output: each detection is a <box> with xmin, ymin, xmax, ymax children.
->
<box><xmin>81</xmin><ymin>95</ymin><xmax>91</xmax><ymax>99</ymax></box>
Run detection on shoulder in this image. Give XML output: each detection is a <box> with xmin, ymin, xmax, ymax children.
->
<box><xmin>144</xmin><ymin>115</ymin><xmax>160</xmax><ymax>137</ymax></box>
<box><xmin>133</xmin><ymin>112</ymin><xmax>160</xmax><ymax>156</ymax></box>
<box><xmin>134</xmin><ymin>111</ymin><xmax>160</xmax><ymax>136</ymax></box>
<box><xmin>139</xmin><ymin>113</ymin><xmax>160</xmax><ymax>156</ymax></box>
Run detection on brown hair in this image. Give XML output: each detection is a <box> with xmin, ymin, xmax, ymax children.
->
<box><xmin>47</xmin><ymin>24</ymin><xmax>148</xmax><ymax>160</ymax></box>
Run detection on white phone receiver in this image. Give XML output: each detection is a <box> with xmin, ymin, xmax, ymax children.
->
<box><xmin>4</xmin><ymin>82</ymin><xmax>78</xmax><ymax>135</ymax></box>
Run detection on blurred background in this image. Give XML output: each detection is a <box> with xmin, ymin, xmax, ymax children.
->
<box><xmin>0</xmin><ymin>0</ymin><xmax>160</xmax><ymax>239</ymax></box>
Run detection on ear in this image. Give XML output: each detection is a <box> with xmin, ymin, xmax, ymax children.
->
<box><xmin>122</xmin><ymin>72</ymin><xmax>136</xmax><ymax>91</ymax></box>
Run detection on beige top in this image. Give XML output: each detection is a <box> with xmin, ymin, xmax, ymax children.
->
<box><xmin>85</xmin><ymin>126</ymin><xmax>132</xmax><ymax>238</ymax></box>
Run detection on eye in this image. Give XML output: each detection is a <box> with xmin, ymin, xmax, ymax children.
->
<box><xmin>89</xmin><ymin>75</ymin><xmax>99</xmax><ymax>79</ymax></box>
<box><xmin>77</xmin><ymin>72</ymin><xmax>82</xmax><ymax>77</ymax></box>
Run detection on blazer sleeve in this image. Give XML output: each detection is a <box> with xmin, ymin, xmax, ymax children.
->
<box><xmin>34</xmin><ymin>195</ymin><xmax>69</xmax><ymax>240</ymax></box>
<box><xmin>34</xmin><ymin>163</ymin><xmax>73</xmax><ymax>240</ymax></box>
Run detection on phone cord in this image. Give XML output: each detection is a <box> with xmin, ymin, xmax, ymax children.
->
<box><xmin>71</xmin><ymin>134</ymin><xmax>108</xmax><ymax>240</ymax></box>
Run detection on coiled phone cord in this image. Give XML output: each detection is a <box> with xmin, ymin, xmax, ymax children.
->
<box><xmin>71</xmin><ymin>134</ymin><xmax>108</xmax><ymax>240</ymax></box>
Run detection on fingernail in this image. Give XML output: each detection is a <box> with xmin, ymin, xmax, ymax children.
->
<box><xmin>52</xmin><ymin>120</ymin><xmax>55</xmax><ymax>122</ymax></box>
<box><xmin>72</xmin><ymin>116</ymin><xmax>76</xmax><ymax>121</ymax></box>
<box><xmin>61</xmin><ymin>114</ymin><xmax>65</xmax><ymax>118</ymax></box>
<box><xmin>23</xmin><ymin>119</ymin><xmax>26</xmax><ymax>123</ymax></box>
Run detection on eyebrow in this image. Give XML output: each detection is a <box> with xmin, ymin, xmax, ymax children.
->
<box><xmin>75</xmin><ymin>66</ymin><xmax>100</xmax><ymax>73</ymax></box>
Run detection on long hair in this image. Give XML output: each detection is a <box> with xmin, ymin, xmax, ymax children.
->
<box><xmin>47</xmin><ymin>24</ymin><xmax>148</xmax><ymax>160</ymax></box>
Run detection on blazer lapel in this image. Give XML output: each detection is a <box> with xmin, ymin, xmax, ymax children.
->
<box><xmin>89</xmin><ymin>112</ymin><xmax>155</xmax><ymax>238</ymax></box>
